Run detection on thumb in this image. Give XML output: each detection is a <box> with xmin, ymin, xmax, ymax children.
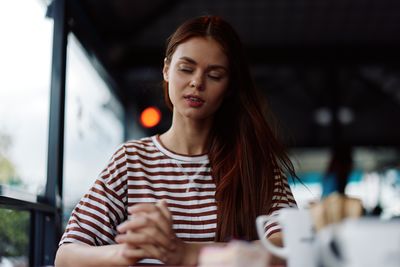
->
<box><xmin>156</xmin><ymin>199</ymin><xmax>172</xmax><ymax>221</ymax></box>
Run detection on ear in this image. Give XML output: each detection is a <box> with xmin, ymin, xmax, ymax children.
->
<box><xmin>163</xmin><ymin>58</ymin><xmax>169</xmax><ymax>82</ymax></box>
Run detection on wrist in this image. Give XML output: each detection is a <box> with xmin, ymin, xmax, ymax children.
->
<box><xmin>105</xmin><ymin>244</ymin><xmax>137</xmax><ymax>266</ymax></box>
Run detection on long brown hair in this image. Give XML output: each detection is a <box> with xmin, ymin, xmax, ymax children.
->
<box><xmin>163</xmin><ymin>16</ymin><xmax>296</xmax><ymax>241</ymax></box>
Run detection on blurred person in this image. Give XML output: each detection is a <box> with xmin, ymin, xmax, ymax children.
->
<box><xmin>55</xmin><ymin>15</ymin><xmax>297</xmax><ymax>266</ymax></box>
<box><xmin>321</xmin><ymin>144</ymin><xmax>353</xmax><ymax>198</ymax></box>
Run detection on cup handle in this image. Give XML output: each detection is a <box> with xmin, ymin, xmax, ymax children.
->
<box><xmin>256</xmin><ymin>215</ymin><xmax>288</xmax><ymax>259</ymax></box>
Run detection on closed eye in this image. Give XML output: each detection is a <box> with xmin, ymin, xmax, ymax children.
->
<box><xmin>179</xmin><ymin>68</ymin><xmax>193</xmax><ymax>73</ymax></box>
<box><xmin>208</xmin><ymin>74</ymin><xmax>222</xmax><ymax>80</ymax></box>
<box><xmin>208</xmin><ymin>70</ymin><xmax>225</xmax><ymax>81</ymax></box>
<box><xmin>177</xmin><ymin>63</ymin><xmax>194</xmax><ymax>73</ymax></box>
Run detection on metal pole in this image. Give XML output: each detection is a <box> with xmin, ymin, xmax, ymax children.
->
<box><xmin>42</xmin><ymin>0</ymin><xmax>67</xmax><ymax>264</ymax></box>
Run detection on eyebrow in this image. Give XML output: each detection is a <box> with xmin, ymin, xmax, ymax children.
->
<box><xmin>179</xmin><ymin>56</ymin><xmax>228</xmax><ymax>71</ymax></box>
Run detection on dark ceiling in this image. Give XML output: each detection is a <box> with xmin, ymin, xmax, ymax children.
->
<box><xmin>66</xmin><ymin>0</ymin><xmax>400</xmax><ymax>147</ymax></box>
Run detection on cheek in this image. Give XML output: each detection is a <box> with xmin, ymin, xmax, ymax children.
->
<box><xmin>212</xmin><ymin>83</ymin><xmax>229</xmax><ymax>101</ymax></box>
<box><xmin>169</xmin><ymin>71</ymin><xmax>187</xmax><ymax>89</ymax></box>
<box><xmin>205</xmin><ymin>85</ymin><xmax>229</xmax><ymax>112</ymax></box>
<box><xmin>167</xmin><ymin>85</ymin><xmax>177</xmax><ymax>106</ymax></box>
<box><xmin>167</xmin><ymin>81</ymin><xmax>182</xmax><ymax>105</ymax></box>
<box><xmin>168</xmin><ymin>72</ymin><xmax>188</xmax><ymax>96</ymax></box>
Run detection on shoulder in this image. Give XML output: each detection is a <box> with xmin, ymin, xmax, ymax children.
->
<box><xmin>272</xmin><ymin>168</ymin><xmax>292</xmax><ymax>190</ymax></box>
<box><xmin>98</xmin><ymin>137</ymin><xmax>156</xmax><ymax>187</ymax></box>
<box><xmin>118</xmin><ymin>135</ymin><xmax>162</xmax><ymax>160</ymax></box>
<box><xmin>101</xmin><ymin>136</ymin><xmax>156</xmax><ymax>167</ymax></box>
<box><xmin>115</xmin><ymin>136</ymin><xmax>154</xmax><ymax>153</ymax></box>
<box><xmin>125</xmin><ymin>136</ymin><xmax>159</xmax><ymax>152</ymax></box>
<box><xmin>271</xmin><ymin>167</ymin><xmax>297</xmax><ymax>207</ymax></box>
<box><xmin>273</xmin><ymin>167</ymin><xmax>286</xmax><ymax>182</ymax></box>
<box><xmin>124</xmin><ymin>136</ymin><xmax>154</xmax><ymax>150</ymax></box>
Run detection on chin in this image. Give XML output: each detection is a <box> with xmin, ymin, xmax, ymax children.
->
<box><xmin>182</xmin><ymin>111</ymin><xmax>212</xmax><ymax>121</ymax></box>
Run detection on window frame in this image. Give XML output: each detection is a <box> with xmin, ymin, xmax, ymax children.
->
<box><xmin>0</xmin><ymin>0</ymin><xmax>128</xmax><ymax>264</ymax></box>
<box><xmin>0</xmin><ymin>0</ymin><xmax>67</xmax><ymax>265</ymax></box>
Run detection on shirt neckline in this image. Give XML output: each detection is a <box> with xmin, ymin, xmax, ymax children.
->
<box><xmin>151</xmin><ymin>135</ymin><xmax>209</xmax><ymax>163</ymax></box>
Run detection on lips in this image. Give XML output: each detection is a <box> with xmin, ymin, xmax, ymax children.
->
<box><xmin>184</xmin><ymin>95</ymin><xmax>204</xmax><ymax>102</ymax></box>
<box><xmin>184</xmin><ymin>94</ymin><xmax>204</xmax><ymax>107</ymax></box>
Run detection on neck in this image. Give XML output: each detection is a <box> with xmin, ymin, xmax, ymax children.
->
<box><xmin>160</xmin><ymin>114</ymin><xmax>213</xmax><ymax>155</ymax></box>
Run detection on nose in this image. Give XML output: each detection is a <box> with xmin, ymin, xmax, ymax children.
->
<box><xmin>189</xmin><ymin>75</ymin><xmax>204</xmax><ymax>91</ymax></box>
<box><xmin>189</xmin><ymin>80</ymin><xmax>204</xmax><ymax>91</ymax></box>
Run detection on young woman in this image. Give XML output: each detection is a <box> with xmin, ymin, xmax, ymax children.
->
<box><xmin>55</xmin><ymin>15</ymin><xmax>297</xmax><ymax>266</ymax></box>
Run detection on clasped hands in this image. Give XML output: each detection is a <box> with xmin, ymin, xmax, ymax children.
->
<box><xmin>115</xmin><ymin>199</ymin><xmax>186</xmax><ymax>265</ymax></box>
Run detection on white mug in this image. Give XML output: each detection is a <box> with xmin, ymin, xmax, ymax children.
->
<box><xmin>317</xmin><ymin>218</ymin><xmax>400</xmax><ymax>267</ymax></box>
<box><xmin>256</xmin><ymin>208</ymin><xmax>317</xmax><ymax>267</ymax></box>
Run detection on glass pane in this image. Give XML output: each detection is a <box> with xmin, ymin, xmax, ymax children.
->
<box><xmin>0</xmin><ymin>0</ymin><xmax>52</xmax><ymax>200</ymax></box>
<box><xmin>63</xmin><ymin>34</ymin><xmax>124</xmax><ymax>225</ymax></box>
<box><xmin>0</xmin><ymin>208</ymin><xmax>30</xmax><ymax>267</ymax></box>
<box><xmin>289</xmin><ymin>147</ymin><xmax>400</xmax><ymax>218</ymax></box>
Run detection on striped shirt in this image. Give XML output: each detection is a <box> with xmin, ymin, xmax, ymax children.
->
<box><xmin>60</xmin><ymin>135</ymin><xmax>297</xmax><ymax>263</ymax></box>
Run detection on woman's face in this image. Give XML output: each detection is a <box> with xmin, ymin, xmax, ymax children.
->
<box><xmin>163</xmin><ymin>37</ymin><xmax>230</xmax><ymax>121</ymax></box>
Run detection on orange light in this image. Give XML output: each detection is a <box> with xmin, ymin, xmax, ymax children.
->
<box><xmin>140</xmin><ymin>106</ymin><xmax>161</xmax><ymax>128</ymax></box>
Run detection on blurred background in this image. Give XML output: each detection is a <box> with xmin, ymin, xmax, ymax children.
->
<box><xmin>0</xmin><ymin>0</ymin><xmax>399</xmax><ymax>266</ymax></box>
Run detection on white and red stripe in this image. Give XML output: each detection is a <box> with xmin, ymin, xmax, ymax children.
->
<box><xmin>60</xmin><ymin>135</ymin><xmax>297</xmax><ymax>262</ymax></box>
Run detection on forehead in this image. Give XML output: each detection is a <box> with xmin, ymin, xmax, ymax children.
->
<box><xmin>171</xmin><ymin>37</ymin><xmax>228</xmax><ymax>67</ymax></box>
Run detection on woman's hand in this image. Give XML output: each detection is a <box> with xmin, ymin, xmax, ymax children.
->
<box><xmin>115</xmin><ymin>200</ymin><xmax>188</xmax><ymax>265</ymax></box>
<box><xmin>108</xmin><ymin>243</ymin><xmax>161</xmax><ymax>266</ymax></box>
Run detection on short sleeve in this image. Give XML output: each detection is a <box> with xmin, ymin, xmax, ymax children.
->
<box><xmin>59</xmin><ymin>144</ymin><xmax>128</xmax><ymax>246</ymax></box>
<box><xmin>263</xmin><ymin>169</ymin><xmax>297</xmax><ymax>238</ymax></box>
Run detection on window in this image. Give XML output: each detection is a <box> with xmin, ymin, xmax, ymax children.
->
<box><xmin>0</xmin><ymin>208</ymin><xmax>30</xmax><ymax>267</ymax></box>
<box><xmin>63</xmin><ymin>34</ymin><xmax>124</xmax><ymax>224</ymax></box>
<box><xmin>289</xmin><ymin>147</ymin><xmax>400</xmax><ymax>219</ymax></box>
<box><xmin>0</xmin><ymin>0</ymin><xmax>52</xmax><ymax>200</ymax></box>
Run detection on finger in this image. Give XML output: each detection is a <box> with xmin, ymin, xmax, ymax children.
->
<box><xmin>121</xmin><ymin>246</ymin><xmax>151</xmax><ymax>260</ymax></box>
<box><xmin>118</xmin><ymin>212</ymin><xmax>171</xmax><ymax>249</ymax></box>
<box><xmin>145</xmin><ymin>209</ymin><xmax>174</xmax><ymax>239</ymax></box>
<box><xmin>140</xmin><ymin>244</ymin><xmax>168</xmax><ymax>263</ymax></box>
<box><xmin>115</xmin><ymin>231</ymin><xmax>150</xmax><ymax>245</ymax></box>
<box><xmin>129</xmin><ymin>202</ymin><xmax>174</xmax><ymax>239</ymax></box>
<box><xmin>128</xmin><ymin>202</ymin><xmax>171</xmax><ymax>225</ymax></box>
<box><xmin>116</xmin><ymin>224</ymin><xmax>176</xmax><ymax>251</ymax></box>
<box><xmin>117</xmin><ymin>216</ymin><xmax>148</xmax><ymax>233</ymax></box>
<box><xmin>137</xmin><ymin>223</ymin><xmax>177</xmax><ymax>251</ymax></box>
<box><xmin>156</xmin><ymin>199</ymin><xmax>173</xmax><ymax>222</ymax></box>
